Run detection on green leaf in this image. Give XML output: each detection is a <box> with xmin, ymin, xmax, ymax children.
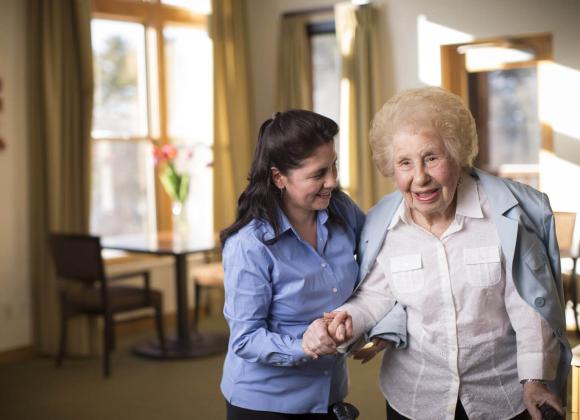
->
<box><xmin>159</xmin><ymin>162</ymin><xmax>189</xmax><ymax>204</ymax></box>
<box><xmin>177</xmin><ymin>174</ymin><xmax>190</xmax><ymax>203</ymax></box>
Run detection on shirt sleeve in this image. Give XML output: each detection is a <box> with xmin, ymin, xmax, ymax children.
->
<box><xmin>504</xmin><ymin>266</ymin><xmax>560</xmax><ymax>381</ymax></box>
<box><xmin>336</xmin><ymin>259</ymin><xmax>398</xmax><ymax>350</ymax></box>
<box><xmin>223</xmin><ymin>235</ymin><xmax>308</xmax><ymax>367</ymax></box>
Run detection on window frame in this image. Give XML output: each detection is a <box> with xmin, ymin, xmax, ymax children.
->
<box><xmin>91</xmin><ymin>0</ymin><xmax>208</xmax><ymax>233</ymax></box>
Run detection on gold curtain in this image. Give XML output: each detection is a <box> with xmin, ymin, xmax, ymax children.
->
<box><xmin>27</xmin><ymin>0</ymin><xmax>94</xmax><ymax>354</ymax></box>
<box><xmin>335</xmin><ymin>3</ymin><xmax>394</xmax><ymax>211</ymax></box>
<box><xmin>211</xmin><ymin>0</ymin><xmax>254</xmax><ymax>233</ymax></box>
<box><xmin>276</xmin><ymin>15</ymin><xmax>313</xmax><ymax>111</ymax></box>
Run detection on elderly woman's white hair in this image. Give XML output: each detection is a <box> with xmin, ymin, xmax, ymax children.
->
<box><xmin>369</xmin><ymin>86</ymin><xmax>478</xmax><ymax>177</ymax></box>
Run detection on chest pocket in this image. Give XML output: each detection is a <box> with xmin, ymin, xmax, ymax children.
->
<box><xmin>463</xmin><ymin>246</ymin><xmax>502</xmax><ymax>287</ymax></box>
<box><xmin>389</xmin><ymin>254</ymin><xmax>424</xmax><ymax>293</ymax></box>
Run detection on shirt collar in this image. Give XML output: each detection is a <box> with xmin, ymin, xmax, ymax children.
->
<box><xmin>455</xmin><ymin>173</ymin><xmax>484</xmax><ymax>219</ymax></box>
<box><xmin>387</xmin><ymin>201</ymin><xmax>409</xmax><ymax>230</ymax></box>
<box><xmin>262</xmin><ymin>207</ymin><xmax>329</xmax><ymax>241</ymax></box>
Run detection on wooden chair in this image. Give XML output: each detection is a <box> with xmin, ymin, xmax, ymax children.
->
<box><xmin>191</xmin><ymin>252</ymin><xmax>224</xmax><ymax>332</ymax></box>
<box><xmin>554</xmin><ymin>212</ymin><xmax>579</xmax><ymax>334</ymax></box>
<box><xmin>49</xmin><ymin>233</ymin><xmax>166</xmax><ymax>377</ymax></box>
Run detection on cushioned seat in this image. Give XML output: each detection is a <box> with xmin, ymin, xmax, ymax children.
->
<box><xmin>554</xmin><ymin>212</ymin><xmax>579</xmax><ymax>334</ymax></box>
<box><xmin>49</xmin><ymin>233</ymin><xmax>166</xmax><ymax>377</ymax></box>
<box><xmin>191</xmin><ymin>261</ymin><xmax>224</xmax><ymax>330</ymax></box>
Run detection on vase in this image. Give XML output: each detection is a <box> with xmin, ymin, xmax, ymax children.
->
<box><xmin>172</xmin><ymin>200</ymin><xmax>189</xmax><ymax>243</ymax></box>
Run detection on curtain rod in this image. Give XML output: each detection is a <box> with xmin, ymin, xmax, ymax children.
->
<box><xmin>281</xmin><ymin>5</ymin><xmax>334</xmax><ymax>18</ymax></box>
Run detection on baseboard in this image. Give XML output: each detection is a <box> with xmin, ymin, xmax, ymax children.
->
<box><xmin>0</xmin><ymin>346</ymin><xmax>36</xmax><ymax>364</ymax></box>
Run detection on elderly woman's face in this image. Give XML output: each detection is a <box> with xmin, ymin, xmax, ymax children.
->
<box><xmin>392</xmin><ymin>128</ymin><xmax>460</xmax><ymax>222</ymax></box>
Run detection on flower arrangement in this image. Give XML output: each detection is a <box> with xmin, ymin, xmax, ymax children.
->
<box><xmin>153</xmin><ymin>144</ymin><xmax>192</xmax><ymax>204</ymax></box>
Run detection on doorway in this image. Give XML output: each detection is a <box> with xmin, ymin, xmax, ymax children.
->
<box><xmin>441</xmin><ymin>33</ymin><xmax>553</xmax><ymax>188</ymax></box>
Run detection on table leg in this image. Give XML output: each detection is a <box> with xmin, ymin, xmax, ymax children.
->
<box><xmin>175</xmin><ymin>254</ymin><xmax>190</xmax><ymax>346</ymax></box>
<box><xmin>132</xmin><ymin>253</ymin><xmax>227</xmax><ymax>359</ymax></box>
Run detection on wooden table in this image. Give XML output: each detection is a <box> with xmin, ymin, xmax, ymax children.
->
<box><xmin>102</xmin><ymin>232</ymin><xmax>228</xmax><ymax>359</ymax></box>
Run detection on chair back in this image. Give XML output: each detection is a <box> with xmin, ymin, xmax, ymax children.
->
<box><xmin>49</xmin><ymin>233</ymin><xmax>106</xmax><ymax>285</ymax></box>
<box><xmin>554</xmin><ymin>212</ymin><xmax>577</xmax><ymax>257</ymax></box>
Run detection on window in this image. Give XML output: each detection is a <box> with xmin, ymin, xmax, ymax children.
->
<box><xmin>308</xmin><ymin>22</ymin><xmax>343</xmax><ymax>176</ymax></box>
<box><xmin>90</xmin><ymin>0</ymin><xmax>213</xmax><ymax>241</ymax></box>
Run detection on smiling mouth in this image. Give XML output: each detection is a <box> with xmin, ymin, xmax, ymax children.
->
<box><xmin>317</xmin><ymin>191</ymin><xmax>332</xmax><ymax>198</ymax></box>
<box><xmin>413</xmin><ymin>189</ymin><xmax>439</xmax><ymax>202</ymax></box>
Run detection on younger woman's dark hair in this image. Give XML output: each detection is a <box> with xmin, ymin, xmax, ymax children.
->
<box><xmin>220</xmin><ymin>109</ymin><xmax>342</xmax><ymax>247</ymax></box>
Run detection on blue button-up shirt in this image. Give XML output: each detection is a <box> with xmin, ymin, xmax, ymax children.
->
<box><xmin>220</xmin><ymin>192</ymin><xmax>365</xmax><ymax>414</ymax></box>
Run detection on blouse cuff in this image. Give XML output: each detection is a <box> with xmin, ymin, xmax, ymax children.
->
<box><xmin>517</xmin><ymin>351</ymin><xmax>558</xmax><ymax>382</ymax></box>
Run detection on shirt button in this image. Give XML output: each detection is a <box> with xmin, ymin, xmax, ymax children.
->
<box><xmin>332</xmin><ymin>287</ymin><xmax>338</xmax><ymax>293</ymax></box>
<box><xmin>534</xmin><ymin>297</ymin><xmax>546</xmax><ymax>307</ymax></box>
<box><xmin>321</xmin><ymin>262</ymin><xmax>327</xmax><ymax>268</ymax></box>
<box><xmin>323</xmin><ymin>370</ymin><xmax>329</xmax><ymax>375</ymax></box>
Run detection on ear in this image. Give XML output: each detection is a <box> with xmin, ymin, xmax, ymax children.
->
<box><xmin>270</xmin><ymin>167</ymin><xmax>285</xmax><ymax>190</ymax></box>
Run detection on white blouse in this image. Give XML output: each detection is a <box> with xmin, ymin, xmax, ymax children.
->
<box><xmin>339</xmin><ymin>175</ymin><xmax>560</xmax><ymax>420</ymax></box>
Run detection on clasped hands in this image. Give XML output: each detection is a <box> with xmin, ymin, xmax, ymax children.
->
<box><xmin>302</xmin><ymin>311</ymin><xmax>390</xmax><ymax>363</ymax></box>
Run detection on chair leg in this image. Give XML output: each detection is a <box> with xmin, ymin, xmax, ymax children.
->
<box><xmin>103</xmin><ymin>314</ymin><xmax>113</xmax><ymax>377</ymax></box>
<box><xmin>571</xmin><ymin>269</ymin><xmax>579</xmax><ymax>337</ymax></box>
<box><xmin>108</xmin><ymin>318</ymin><xmax>116</xmax><ymax>352</ymax></box>
<box><xmin>56</xmin><ymin>309</ymin><xmax>68</xmax><ymax>368</ymax></box>
<box><xmin>193</xmin><ymin>283</ymin><xmax>201</xmax><ymax>332</ymax></box>
<box><xmin>154</xmin><ymin>303</ymin><xmax>167</xmax><ymax>356</ymax></box>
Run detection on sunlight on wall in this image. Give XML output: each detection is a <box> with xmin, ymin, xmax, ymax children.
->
<box><xmin>539</xmin><ymin>62</ymin><xmax>580</xmax><ymax>142</ymax></box>
<box><xmin>540</xmin><ymin>150</ymin><xmax>580</xmax><ymax>211</ymax></box>
<box><xmin>417</xmin><ymin>15</ymin><xmax>472</xmax><ymax>86</ymax></box>
<box><xmin>539</xmin><ymin>63</ymin><xmax>580</xmax><ymax>212</ymax></box>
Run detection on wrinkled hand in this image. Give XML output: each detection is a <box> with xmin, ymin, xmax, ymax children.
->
<box><xmin>522</xmin><ymin>381</ymin><xmax>563</xmax><ymax>420</ymax></box>
<box><xmin>351</xmin><ymin>337</ymin><xmax>391</xmax><ymax>364</ymax></box>
<box><xmin>302</xmin><ymin>318</ymin><xmax>338</xmax><ymax>359</ymax></box>
<box><xmin>323</xmin><ymin>311</ymin><xmax>353</xmax><ymax>344</ymax></box>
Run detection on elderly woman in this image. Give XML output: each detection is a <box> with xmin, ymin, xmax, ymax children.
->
<box><xmin>327</xmin><ymin>87</ymin><xmax>571</xmax><ymax>420</ymax></box>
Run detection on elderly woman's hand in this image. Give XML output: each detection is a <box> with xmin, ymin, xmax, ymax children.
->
<box><xmin>351</xmin><ymin>338</ymin><xmax>392</xmax><ymax>364</ymax></box>
<box><xmin>522</xmin><ymin>381</ymin><xmax>564</xmax><ymax>420</ymax></box>
<box><xmin>302</xmin><ymin>318</ymin><xmax>338</xmax><ymax>359</ymax></box>
<box><xmin>323</xmin><ymin>311</ymin><xmax>353</xmax><ymax>344</ymax></box>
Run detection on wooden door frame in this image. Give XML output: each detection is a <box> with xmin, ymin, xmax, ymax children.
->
<box><xmin>441</xmin><ymin>33</ymin><xmax>554</xmax><ymax>154</ymax></box>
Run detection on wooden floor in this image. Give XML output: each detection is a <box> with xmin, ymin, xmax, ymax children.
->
<box><xmin>0</xmin><ymin>312</ymin><xmax>579</xmax><ymax>420</ymax></box>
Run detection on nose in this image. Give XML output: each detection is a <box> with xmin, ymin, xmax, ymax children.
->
<box><xmin>414</xmin><ymin>164</ymin><xmax>430</xmax><ymax>185</ymax></box>
<box><xmin>324</xmin><ymin>166</ymin><xmax>338</xmax><ymax>189</ymax></box>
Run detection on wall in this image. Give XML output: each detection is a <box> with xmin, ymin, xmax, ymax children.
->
<box><xmin>0</xmin><ymin>0</ymin><xmax>32</xmax><ymax>352</ymax></box>
<box><xmin>245</xmin><ymin>0</ymin><xmax>580</xmax><ymax>211</ymax></box>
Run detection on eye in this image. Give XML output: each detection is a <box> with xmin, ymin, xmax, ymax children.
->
<box><xmin>425</xmin><ymin>155</ymin><xmax>439</xmax><ymax>165</ymax></box>
<box><xmin>312</xmin><ymin>170</ymin><xmax>326</xmax><ymax>179</ymax></box>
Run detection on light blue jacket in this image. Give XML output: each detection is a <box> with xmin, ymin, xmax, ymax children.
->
<box><xmin>358</xmin><ymin>168</ymin><xmax>571</xmax><ymax>395</ymax></box>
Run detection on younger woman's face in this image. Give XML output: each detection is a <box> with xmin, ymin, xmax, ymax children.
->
<box><xmin>273</xmin><ymin>142</ymin><xmax>338</xmax><ymax>220</ymax></box>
